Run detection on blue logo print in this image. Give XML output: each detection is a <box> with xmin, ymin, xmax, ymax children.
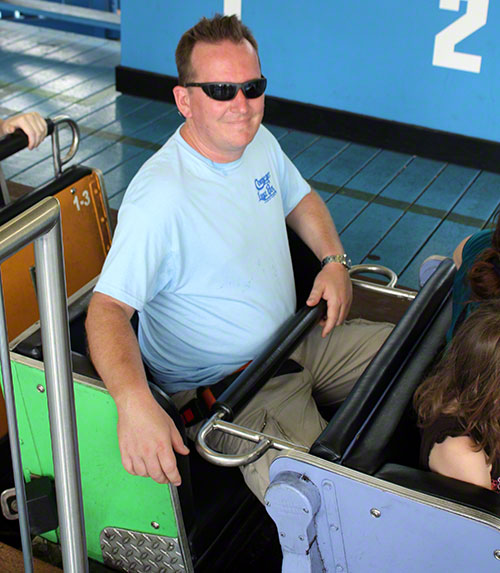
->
<box><xmin>255</xmin><ymin>172</ymin><xmax>277</xmax><ymax>203</ymax></box>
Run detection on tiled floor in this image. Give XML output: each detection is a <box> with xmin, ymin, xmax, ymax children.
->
<box><xmin>1</xmin><ymin>19</ymin><xmax>499</xmax><ymax>289</ymax></box>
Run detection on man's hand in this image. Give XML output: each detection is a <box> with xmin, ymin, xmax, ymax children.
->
<box><xmin>306</xmin><ymin>263</ymin><xmax>352</xmax><ymax>337</ymax></box>
<box><xmin>0</xmin><ymin>112</ymin><xmax>48</xmax><ymax>149</ymax></box>
<box><xmin>86</xmin><ymin>292</ymin><xmax>191</xmax><ymax>485</ymax></box>
<box><xmin>116</xmin><ymin>393</ymin><xmax>190</xmax><ymax>486</ymax></box>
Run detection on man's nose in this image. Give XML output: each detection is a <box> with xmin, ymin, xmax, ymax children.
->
<box><xmin>230</xmin><ymin>88</ymin><xmax>249</xmax><ymax>112</ymax></box>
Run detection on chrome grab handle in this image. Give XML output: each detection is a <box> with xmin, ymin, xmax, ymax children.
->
<box><xmin>349</xmin><ymin>263</ymin><xmax>398</xmax><ymax>288</ymax></box>
<box><xmin>50</xmin><ymin>116</ymin><xmax>80</xmax><ymax>176</ymax></box>
<box><xmin>0</xmin><ymin>487</ymin><xmax>17</xmax><ymax>520</ymax></box>
<box><xmin>349</xmin><ymin>263</ymin><xmax>416</xmax><ymax>301</ymax></box>
<box><xmin>196</xmin><ymin>411</ymin><xmax>308</xmax><ymax>467</ymax></box>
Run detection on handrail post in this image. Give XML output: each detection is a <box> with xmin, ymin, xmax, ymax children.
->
<box><xmin>34</xmin><ymin>211</ymin><xmax>88</xmax><ymax>572</ymax></box>
<box><xmin>0</xmin><ymin>271</ymin><xmax>33</xmax><ymax>571</ymax></box>
<box><xmin>0</xmin><ymin>197</ymin><xmax>88</xmax><ymax>572</ymax></box>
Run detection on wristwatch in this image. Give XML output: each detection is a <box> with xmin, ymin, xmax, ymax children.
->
<box><xmin>321</xmin><ymin>253</ymin><xmax>352</xmax><ymax>271</ymax></box>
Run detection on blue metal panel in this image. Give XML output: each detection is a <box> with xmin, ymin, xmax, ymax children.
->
<box><xmin>120</xmin><ymin>1</ymin><xmax>500</xmax><ymax>142</ymax></box>
<box><xmin>121</xmin><ymin>0</ymin><xmax>219</xmax><ymax>76</ymax></box>
<box><xmin>268</xmin><ymin>454</ymin><xmax>500</xmax><ymax>572</ymax></box>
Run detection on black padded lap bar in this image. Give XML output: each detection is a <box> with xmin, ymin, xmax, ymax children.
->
<box><xmin>310</xmin><ymin>258</ymin><xmax>456</xmax><ymax>463</ymax></box>
<box><xmin>341</xmin><ymin>296</ymin><xmax>452</xmax><ymax>473</ymax></box>
<box><xmin>0</xmin><ymin>165</ymin><xmax>92</xmax><ymax>227</ymax></box>
<box><xmin>376</xmin><ymin>463</ymin><xmax>500</xmax><ymax>519</ymax></box>
<box><xmin>214</xmin><ymin>300</ymin><xmax>327</xmax><ymax>420</ymax></box>
<box><xmin>0</xmin><ymin>118</ymin><xmax>54</xmax><ymax>161</ymax></box>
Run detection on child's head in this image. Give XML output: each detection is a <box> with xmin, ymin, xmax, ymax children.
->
<box><xmin>414</xmin><ymin>299</ymin><xmax>500</xmax><ymax>461</ymax></box>
<box><xmin>468</xmin><ymin>212</ymin><xmax>500</xmax><ymax>301</ymax></box>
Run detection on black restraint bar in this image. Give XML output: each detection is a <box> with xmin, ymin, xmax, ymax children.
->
<box><xmin>213</xmin><ymin>299</ymin><xmax>327</xmax><ymax>421</ymax></box>
<box><xmin>0</xmin><ymin>118</ymin><xmax>54</xmax><ymax>162</ymax></box>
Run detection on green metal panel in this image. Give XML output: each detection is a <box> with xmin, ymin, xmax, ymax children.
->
<box><xmin>5</xmin><ymin>358</ymin><xmax>179</xmax><ymax>562</ymax></box>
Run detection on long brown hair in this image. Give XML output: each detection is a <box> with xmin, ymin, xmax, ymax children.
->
<box><xmin>414</xmin><ymin>299</ymin><xmax>500</xmax><ymax>464</ymax></box>
<box><xmin>467</xmin><ymin>213</ymin><xmax>500</xmax><ymax>301</ymax></box>
<box><xmin>175</xmin><ymin>14</ymin><xmax>260</xmax><ymax>86</ymax></box>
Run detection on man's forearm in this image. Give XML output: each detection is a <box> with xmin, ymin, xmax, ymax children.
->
<box><xmin>287</xmin><ymin>189</ymin><xmax>352</xmax><ymax>333</ymax></box>
<box><xmin>286</xmin><ymin>189</ymin><xmax>345</xmax><ymax>260</ymax></box>
<box><xmin>85</xmin><ymin>292</ymin><xmax>189</xmax><ymax>485</ymax></box>
<box><xmin>85</xmin><ymin>293</ymin><xmax>151</xmax><ymax>405</ymax></box>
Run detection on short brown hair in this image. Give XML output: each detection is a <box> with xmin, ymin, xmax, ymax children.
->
<box><xmin>414</xmin><ymin>299</ymin><xmax>500</xmax><ymax>465</ymax></box>
<box><xmin>175</xmin><ymin>14</ymin><xmax>260</xmax><ymax>85</ymax></box>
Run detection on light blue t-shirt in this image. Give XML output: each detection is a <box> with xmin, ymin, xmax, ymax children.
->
<box><xmin>95</xmin><ymin>125</ymin><xmax>310</xmax><ymax>393</ymax></box>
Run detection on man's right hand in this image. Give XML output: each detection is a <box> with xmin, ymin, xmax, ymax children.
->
<box><xmin>86</xmin><ymin>292</ymin><xmax>190</xmax><ymax>485</ymax></box>
<box><xmin>116</xmin><ymin>393</ymin><xmax>190</xmax><ymax>486</ymax></box>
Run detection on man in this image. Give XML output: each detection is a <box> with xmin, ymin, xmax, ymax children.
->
<box><xmin>86</xmin><ymin>15</ymin><xmax>392</xmax><ymax>502</ymax></box>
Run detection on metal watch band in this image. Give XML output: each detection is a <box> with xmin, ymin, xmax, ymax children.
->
<box><xmin>321</xmin><ymin>254</ymin><xmax>352</xmax><ymax>270</ymax></box>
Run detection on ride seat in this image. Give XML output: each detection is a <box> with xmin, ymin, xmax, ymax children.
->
<box><xmin>0</xmin><ymin>166</ymin><xmax>111</xmax><ymax>342</ymax></box>
<box><xmin>309</xmin><ymin>256</ymin><xmax>500</xmax><ymax>515</ymax></box>
<box><xmin>311</xmin><ymin>257</ymin><xmax>456</xmax><ymax>471</ymax></box>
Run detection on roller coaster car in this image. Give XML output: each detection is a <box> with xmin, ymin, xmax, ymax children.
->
<box><xmin>0</xmin><ymin>122</ymin><xmax>490</xmax><ymax>572</ymax></box>
<box><xmin>264</xmin><ymin>257</ymin><xmax>500</xmax><ymax>572</ymax></box>
<box><xmin>0</xmin><ymin>117</ymin><xmax>110</xmax><ymax>442</ymax></box>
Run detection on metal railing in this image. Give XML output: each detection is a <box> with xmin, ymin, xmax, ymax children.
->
<box><xmin>0</xmin><ymin>197</ymin><xmax>88</xmax><ymax>572</ymax></box>
<box><xmin>349</xmin><ymin>263</ymin><xmax>417</xmax><ymax>301</ymax></box>
<box><xmin>0</xmin><ymin>0</ymin><xmax>120</xmax><ymax>32</ymax></box>
<box><xmin>50</xmin><ymin>116</ymin><xmax>80</xmax><ymax>177</ymax></box>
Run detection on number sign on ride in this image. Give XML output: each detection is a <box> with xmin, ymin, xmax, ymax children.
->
<box><xmin>73</xmin><ymin>189</ymin><xmax>91</xmax><ymax>212</ymax></box>
<box><xmin>433</xmin><ymin>0</ymin><xmax>489</xmax><ymax>73</ymax></box>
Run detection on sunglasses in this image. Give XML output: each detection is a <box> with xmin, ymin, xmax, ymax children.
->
<box><xmin>184</xmin><ymin>77</ymin><xmax>267</xmax><ymax>101</ymax></box>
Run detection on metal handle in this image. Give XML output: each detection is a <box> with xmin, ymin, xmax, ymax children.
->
<box><xmin>0</xmin><ymin>115</ymin><xmax>78</xmax><ymax>170</ymax></box>
<box><xmin>349</xmin><ymin>264</ymin><xmax>398</xmax><ymax>288</ymax></box>
<box><xmin>349</xmin><ymin>264</ymin><xmax>417</xmax><ymax>301</ymax></box>
<box><xmin>196</xmin><ymin>411</ymin><xmax>308</xmax><ymax>467</ymax></box>
<box><xmin>0</xmin><ymin>487</ymin><xmax>17</xmax><ymax>520</ymax></box>
<box><xmin>0</xmin><ymin>197</ymin><xmax>88</xmax><ymax>572</ymax></box>
<box><xmin>50</xmin><ymin>116</ymin><xmax>80</xmax><ymax>176</ymax></box>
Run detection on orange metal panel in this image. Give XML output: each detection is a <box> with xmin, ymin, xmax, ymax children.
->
<box><xmin>1</xmin><ymin>171</ymin><xmax>111</xmax><ymax>342</ymax></box>
<box><xmin>0</xmin><ymin>171</ymin><xmax>111</xmax><ymax>439</ymax></box>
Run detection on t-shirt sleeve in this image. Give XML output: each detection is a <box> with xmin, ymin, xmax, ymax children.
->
<box><xmin>94</xmin><ymin>200</ymin><xmax>175</xmax><ymax>311</ymax></box>
<box><xmin>461</xmin><ymin>229</ymin><xmax>494</xmax><ymax>267</ymax></box>
<box><xmin>279</xmin><ymin>152</ymin><xmax>311</xmax><ymax>215</ymax></box>
<box><xmin>261</xmin><ymin>127</ymin><xmax>310</xmax><ymax>215</ymax></box>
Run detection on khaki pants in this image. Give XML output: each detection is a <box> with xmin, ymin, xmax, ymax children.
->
<box><xmin>172</xmin><ymin>318</ymin><xmax>393</xmax><ymax>503</ymax></box>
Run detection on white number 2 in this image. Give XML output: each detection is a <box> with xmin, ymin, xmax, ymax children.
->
<box><xmin>433</xmin><ymin>0</ymin><xmax>489</xmax><ymax>73</ymax></box>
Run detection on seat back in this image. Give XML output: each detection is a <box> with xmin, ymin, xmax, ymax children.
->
<box><xmin>310</xmin><ymin>258</ymin><xmax>456</xmax><ymax>469</ymax></box>
<box><xmin>342</xmin><ymin>295</ymin><xmax>452</xmax><ymax>473</ymax></box>
<box><xmin>1</xmin><ymin>166</ymin><xmax>111</xmax><ymax>342</ymax></box>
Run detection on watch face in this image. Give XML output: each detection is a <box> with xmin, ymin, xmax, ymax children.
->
<box><xmin>321</xmin><ymin>254</ymin><xmax>351</xmax><ymax>269</ymax></box>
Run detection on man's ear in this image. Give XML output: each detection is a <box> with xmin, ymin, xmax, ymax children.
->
<box><xmin>173</xmin><ymin>86</ymin><xmax>192</xmax><ymax>118</ymax></box>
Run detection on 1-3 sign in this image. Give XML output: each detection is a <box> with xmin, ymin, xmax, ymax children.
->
<box><xmin>433</xmin><ymin>0</ymin><xmax>489</xmax><ymax>73</ymax></box>
<box><xmin>73</xmin><ymin>189</ymin><xmax>91</xmax><ymax>211</ymax></box>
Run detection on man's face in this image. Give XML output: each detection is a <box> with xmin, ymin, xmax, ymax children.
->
<box><xmin>175</xmin><ymin>39</ymin><xmax>265</xmax><ymax>163</ymax></box>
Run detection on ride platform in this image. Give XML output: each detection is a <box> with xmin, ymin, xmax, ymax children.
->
<box><xmin>0</xmin><ymin>18</ymin><xmax>498</xmax><ymax>291</ymax></box>
<box><xmin>0</xmin><ymin>541</ymin><xmax>62</xmax><ymax>572</ymax></box>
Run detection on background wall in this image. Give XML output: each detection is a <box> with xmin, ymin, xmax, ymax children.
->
<box><xmin>121</xmin><ymin>1</ymin><xmax>499</xmax><ymax>143</ymax></box>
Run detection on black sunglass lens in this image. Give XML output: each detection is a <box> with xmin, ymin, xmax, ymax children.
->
<box><xmin>204</xmin><ymin>83</ymin><xmax>237</xmax><ymax>101</ymax></box>
<box><xmin>243</xmin><ymin>78</ymin><xmax>267</xmax><ymax>99</ymax></box>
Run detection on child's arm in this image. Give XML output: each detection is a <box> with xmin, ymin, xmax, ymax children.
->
<box><xmin>452</xmin><ymin>236</ymin><xmax>472</xmax><ymax>269</ymax></box>
<box><xmin>429</xmin><ymin>435</ymin><xmax>492</xmax><ymax>490</ymax></box>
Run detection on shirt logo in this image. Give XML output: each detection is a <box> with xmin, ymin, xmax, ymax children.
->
<box><xmin>255</xmin><ymin>172</ymin><xmax>277</xmax><ymax>203</ymax></box>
